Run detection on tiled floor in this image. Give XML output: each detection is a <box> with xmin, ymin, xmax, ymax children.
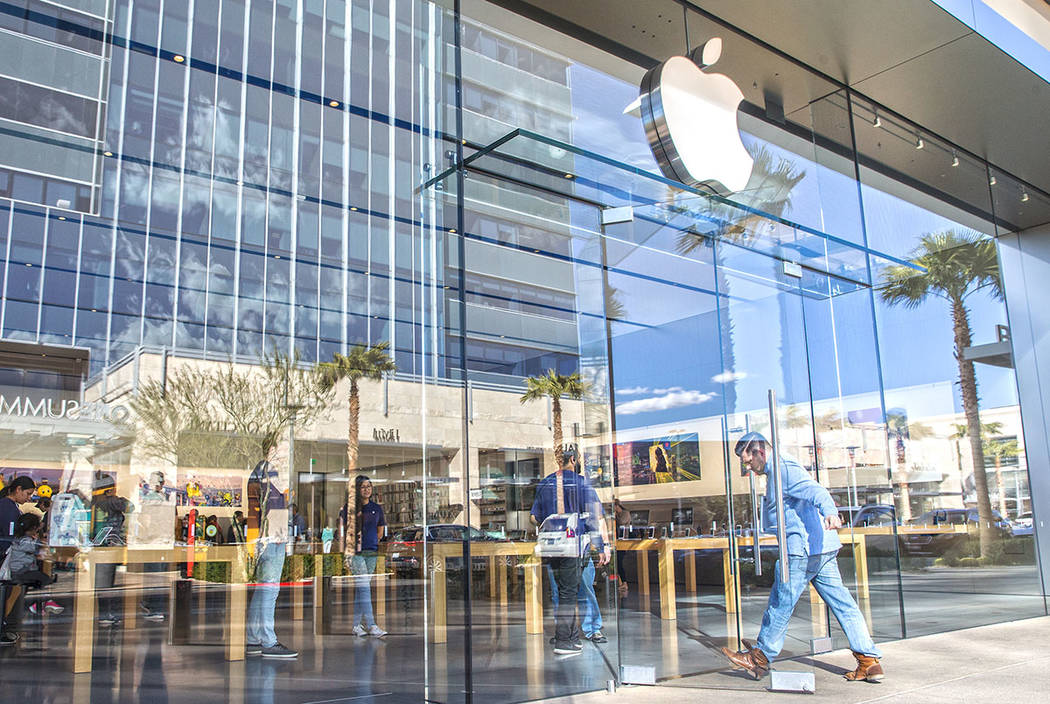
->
<box><xmin>0</xmin><ymin>564</ymin><xmax>1043</xmax><ymax>704</ymax></box>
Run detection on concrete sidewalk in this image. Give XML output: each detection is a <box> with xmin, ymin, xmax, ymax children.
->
<box><xmin>539</xmin><ymin>615</ymin><xmax>1050</xmax><ymax>703</ymax></box>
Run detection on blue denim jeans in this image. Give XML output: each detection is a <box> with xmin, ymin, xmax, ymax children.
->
<box><xmin>247</xmin><ymin>542</ymin><xmax>286</xmax><ymax>648</ymax></box>
<box><xmin>755</xmin><ymin>551</ymin><xmax>881</xmax><ymax>662</ymax></box>
<box><xmin>547</xmin><ymin>558</ymin><xmax>602</xmax><ymax>634</ymax></box>
<box><xmin>351</xmin><ymin>552</ymin><xmax>378</xmax><ymax>628</ymax></box>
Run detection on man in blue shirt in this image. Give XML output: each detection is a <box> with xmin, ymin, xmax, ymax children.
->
<box><xmin>530</xmin><ymin>445</ymin><xmax>610</xmax><ymax>656</ymax></box>
<box><xmin>721</xmin><ymin>432</ymin><xmax>885</xmax><ymax>683</ymax></box>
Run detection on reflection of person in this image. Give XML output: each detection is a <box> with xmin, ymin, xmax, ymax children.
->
<box><xmin>246</xmin><ymin>460</ymin><xmax>297</xmax><ymax>658</ymax></box>
<box><xmin>92</xmin><ymin>475</ymin><xmax>133</xmax><ymax>626</ymax></box>
<box><xmin>227</xmin><ymin>511</ymin><xmax>247</xmax><ymax>544</ymax></box>
<box><xmin>139</xmin><ymin>471</ymin><xmax>169</xmax><ymax>622</ymax></box>
<box><xmin>1</xmin><ymin>478</ymin><xmax>39</xmax><ymax>644</ymax></box>
<box><xmin>346</xmin><ymin>476</ymin><xmax>387</xmax><ymax>637</ymax></box>
<box><xmin>291</xmin><ymin>503</ymin><xmax>307</xmax><ymax>542</ymax></box>
<box><xmin>321</xmin><ymin>524</ymin><xmax>334</xmax><ymax>554</ymax></box>
<box><xmin>721</xmin><ymin>432</ymin><xmax>885</xmax><ymax>683</ymax></box>
<box><xmin>530</xmin><ymin>445</ymin><xmax>610</xmax><ymax>656</ymax></box>
<box><xmin>612</xmin><ymin>499</ymin><xmax>630</xmax><ymax>597</ymax></box>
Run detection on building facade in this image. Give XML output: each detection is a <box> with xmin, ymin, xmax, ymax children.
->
<box><xmin>1</xmin><ymin>0</ymin><xmax>1049</xmax><ymax>702</ymax></box>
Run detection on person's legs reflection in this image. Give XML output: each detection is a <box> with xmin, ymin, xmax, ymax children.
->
<box><xmin>351</xmin><ymin>554</ymin><xmax>383</xmax><ymax>635</ymax></box>
<box><xmin>550</xmin><ymin>557</ymin><xmax>582</xmax><ymax>652</ymax></box>
<box><xmin>247</xmin><ymin>542</ymin><xmax>286</xmax><ymax>650</ymax></box>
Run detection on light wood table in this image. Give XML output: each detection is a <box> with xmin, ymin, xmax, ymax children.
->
<box><xmin>72</xmin><ymin>545</ymin><xmax>248</xmax><ymax>674</ymax></box>
<box><xmin>311</xmin><ymin>553</ymin><xmax>387</xmax><ymax>633</ymax></box>
<box><xmin>426</xmin><ymin>541</ymin><xmax>540</xmax><ymax>644</ymax></box>
<box><xmin>618</xmin><ymin>525</ymin><xmax>971</xmax><ymax>621</ymax></box>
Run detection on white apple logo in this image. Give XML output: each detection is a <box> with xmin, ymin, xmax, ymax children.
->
<box><xmin>630</xmin><ymin>38</ymin><xmax>754</xmax><ymax>196</ymax></box>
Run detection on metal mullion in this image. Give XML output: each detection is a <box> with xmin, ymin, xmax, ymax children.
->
<box><xmin>365</xmin><ymin>0</ymin><xmax>374</xmax><ymax>342</ymax></box>
<box><xmin>34</xmin><ymin>209</ymin><xmax>49</xmax><ymax>343</ymax></box>
<box><xmin>137</xmin><ymin>0</ymin><xmax>167</xmax><ymax>349</ymax></box>
<box><xmin>170</xmin><ymin>0</ymin><xmax>197</xmax><ymax>350</ymax></box>
<box><xmin>231</xmin><ymin>0</ymin><xmax>253</xmax><ymax>359</ymax></box>
<box><xmin>386</xmin><ymin>0</ymin><xmax>396</xmax><ymax>358</ymax></box>
<box><xmin>426</xmin><ymin>1</ymin><xmax>439</xmax><ymax>380</ymax></box>
<box><xmin>70</xmin><ymin>215</ymin><xmax>84</xmax><ymax>344</ymax></box>
<box><xmin>261</xmin><ymin>0</ymin><xmax>277</xmax><ymax>356</ymax></box>
<box><xmin>288</xmin><ymin>0</ymin><xmax>305</xmax><ymax>360</ymax></box>
<box><xmin>0</xmin><ymin>204</ymin><xmax>13</xmax><ymax>334</ymax></box>
<box><xmin>340</xmin><ymin>0</ymin><xmax>351</xmax><ymax>354</ymax></box>
<box><xmin>89</xmin><ymin>9</ymin><xmax>113</xmax><ymax>214</ymax></box>
<box><xmin>203</xmin><ymin>0</ymin><xmax>223</xmax><ymax>357</ymax></box>
<box><xmin>102</xmin><ymin>2</ymin><xmax>135</xmax><ymax>371</ymax></box>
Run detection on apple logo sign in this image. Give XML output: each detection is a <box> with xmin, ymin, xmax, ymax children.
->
<box><xmin>630</xmin><ymin>38</ymin><xmax>754</xmax><ymax>196</ymax></box>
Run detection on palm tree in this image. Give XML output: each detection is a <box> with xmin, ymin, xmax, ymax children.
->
<box><xmin>887</xmin><ymin>412</ymin><xmax>934</xmax><ymax>522</ymax></box>
<box><xmin>985</xmin><ymin>436</ymin><xmax>1019</xmax><ymax>518</ymax></box>
<box><xmin>675</xmin><ymin>144</ymin><xmax>807</xmax><ymax>256</ymax></box>
<box><xmin>879</xmin><ymin>231</ymin><xmax>1002</xmax><ymax>556</ymax></box>
<box><xmin>954</xmin><ymin>420</ymin><xmax>1018</xmax><ymax>518</ymax></box>
<box><xmin>319</xmin><ymin>342</ymin><xmax>396</xmax><ymax>557</ymax></box>
<box><xmin>520</xmin><ymin>369</ymin><xmax>587</xmax><ymax>469</ymax></box>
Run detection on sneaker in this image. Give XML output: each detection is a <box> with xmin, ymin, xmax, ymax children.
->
<box><xmin>98</xmin><ymin>616</ymin><xmax>117</xmax><ymax>627</ymax></box>
<box><xmin>246</xmin><ymin>642</ymin><xmax>263</xmax><ymax>657</ymax></box>
<box><xmin>0</xmin><ymin>631</ymin><xmax>19</xmax><ymax>646</ymax></box>
<box><xmin>367</xmin><ymin>624</ymin><xmax>387</xmax><ymax>637</ymax></box>
<box><xmin>584</xmin><ymin>630</ymin><xmax>608</xmax><ymax>644</ymax></box>
<box><xmin>43</xmin><ymin>600</ymin><xmax>64</xmax><ymax>615</ymax></box>
<box><xmin>261</xmin><ymin>642</ymin><xmax>298</xmax><ymax>658</ymax></box>
<box><xmin>352</xmin><ymin>624</ymin><xmax>367</xmax><ymax>637</ymax></box>
<box><xmin>143</xmin><ymin>611</ymin><xmax>165</xmax><ymax>622</ymax></box>
<box><xmin>553</xmin><ymin>641</ymin><xmax>583</xmax><ymax>656</ymax></box>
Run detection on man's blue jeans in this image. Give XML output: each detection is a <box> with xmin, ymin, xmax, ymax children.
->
<box><xmin>755</xmin><ymin>551</ymin><xmax>880</xmax><ymax>662</ymax></box>
<box><xmin>351</xmin><ymin>552</ymin><xmax>378</xmax><ymax>628</ymax></box>
<box><xmin>247</xmin><ymin>542</ymin><xmax>286</xmax><ymax>648</ymax></box>
<box><xmin>547</xmin><ymin>558</ymin><xmax>602</xmax><ymax>634</ymax></box>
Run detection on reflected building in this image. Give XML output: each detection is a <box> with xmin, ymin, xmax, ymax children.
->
<box><xmin>1</xmin><ymin>0</ymin><xmax>1050</xmax><ymax>702</ymax></box>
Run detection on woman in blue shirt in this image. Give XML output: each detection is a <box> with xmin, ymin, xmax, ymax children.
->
<box><xmin>349</xmin><ymin>476</ymin><xmax>387</xmax><ymax>637</ymax></box>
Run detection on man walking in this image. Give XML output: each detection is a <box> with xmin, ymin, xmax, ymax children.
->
<box><xmin>721</xmin><ymin>432</ymin><xmax>884</xmax><ymax>683</ymax></box>
<box><xmin>530</xmin><ymin>445</ymin><xmax>610</xmax><ymax>656</ymax></box>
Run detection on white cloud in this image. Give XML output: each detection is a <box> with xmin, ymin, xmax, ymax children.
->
<box><xmin>616</xmin><ymin>389</ymin><xmax>716</xmax><ymax>415</ymax></box>
<box><xmin>616</xmin><ymin>386</ymin><xmax>650</xmax><ymax>396</ymax></box>
<box><xmin>712</xmin><ymin>371</ymin><xmax>748</xmax><ymax>384</ymax></box>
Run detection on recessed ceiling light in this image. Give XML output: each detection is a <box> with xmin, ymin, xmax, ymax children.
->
<box><xmin>329</xmin><ymin>100</ymin><xmax>339</xmax><ymax>107</ymax></box>
<box><xmin>173</xmin><ymin>55</ymin><xmax>185</xmax><ymax>63</ymax></box>
<box><xmin>103</xmin><ymin>150</ymin><xmax>113</xmax><ymax>157</ymax></box>
<box><xmin>564</xmin><ymin>173</ymin><xmax>574</xmax><ymax>179</ymax></box>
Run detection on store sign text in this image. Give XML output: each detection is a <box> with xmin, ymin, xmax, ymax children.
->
<box><xmin>0</xmin><ymin>395</ymin><xmax>130</xmax><ymax>423</ymax></box>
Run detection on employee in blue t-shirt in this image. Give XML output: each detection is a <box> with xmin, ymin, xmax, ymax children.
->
<box><xmin>347</xmin><ymin>475</ymin><xmax>387</xmax><ymax>637</ymax></box>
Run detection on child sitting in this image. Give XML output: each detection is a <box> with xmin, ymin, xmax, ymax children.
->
<box><xmin>7</xmin><ymin>513</ymin><xmax>54</xmax><ymax>589</ymax></box>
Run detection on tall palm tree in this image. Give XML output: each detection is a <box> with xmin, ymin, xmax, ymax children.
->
<box><xmin>520</xmin><ymin>369</ymin><xmax>586</xmax><ymax>469</ymax></box>
<box><xmin>880</xmin><ymin>231</ymin><xmax>1002</xmax><ymax>556</ymax></box>
<box><xmin>985</xmin><ymin>435</ymin><xmax>1019</xmax><ymax>518</ymax></box>
<box><xmin>319</xmin><ymin>342</ymin><xmax>396</xmax><ymax>557</ymax></box>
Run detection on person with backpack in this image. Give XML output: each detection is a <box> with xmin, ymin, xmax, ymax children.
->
<box><xmin>530</xmin><ymin>445</ymin><xmax>610</xmax><ymax>656</ymax></box>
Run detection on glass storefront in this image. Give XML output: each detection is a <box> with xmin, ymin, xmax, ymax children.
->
<box><xmin>0</xmin><ymin>0</ymin><xmax>1046</xmax><ymax>702</ymax></box>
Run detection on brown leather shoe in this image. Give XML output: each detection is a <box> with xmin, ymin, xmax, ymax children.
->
<box><xmin>721</xmin><ymin>643</ymin><xmax>769</xmax><ymax>680</ymax></box>
<box><xmin>844</xmin><ymin>651</ymin><xmax>884</xmax><ymax>683</ymax></box>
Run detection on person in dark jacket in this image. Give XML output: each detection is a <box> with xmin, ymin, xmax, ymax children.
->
<box><xmin>0</xmin><ymin>476</ymin><xmax>36</xmax><ymax>560</ymax></box>
<box><xmin>1</xmin><ymin>478</ymin><xmax>37</xmax><ymax>645</ymax></box>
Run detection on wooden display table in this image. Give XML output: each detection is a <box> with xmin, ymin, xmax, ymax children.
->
<box><xmin>71</xmin><ymin>545</ymin><xmax>247</xmax><ymax>673</ymax></box>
